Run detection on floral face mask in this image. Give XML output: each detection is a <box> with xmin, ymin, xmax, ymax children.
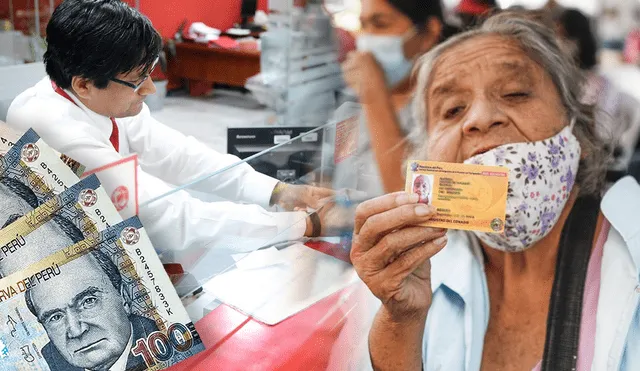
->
<box><xmin>463</xmin><ymin>123</ymin><xmax>581</xmax><ymax>252</ymax></box>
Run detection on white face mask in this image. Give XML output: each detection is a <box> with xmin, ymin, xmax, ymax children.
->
<box><xmin>356</xmin><ymin>28</ymin><xmax>416</xmax><ymax>88</ymax></box>
<box><xmin>463</xmin><ymin>123</ymin><xmax>581</xmax><ymax>252</ymax></box>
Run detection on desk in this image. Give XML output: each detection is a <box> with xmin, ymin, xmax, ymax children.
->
<box><xmin>167</xmin><ymin>286</ymin><xmax>365</xmax><ymax>371</ymax></box>
<box><xmin>168</xmin><ymin>42</ymin><xmax>261</xmax><ymax>94</ymax></box>
<box><xmin>166</xmin><ymin>243</ymin><xmax>376</xmax><ymax>371</ymax></box>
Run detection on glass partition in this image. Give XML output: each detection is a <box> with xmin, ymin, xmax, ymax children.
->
<box><xmin>142</xmin><ymin>102</ymin><xmax>368</xmax><ymax>295</ymax></box>
<box><xmin>140</xmin><ymin>101</ymin><xmax>380</xmax><ymax>370</ymax></box>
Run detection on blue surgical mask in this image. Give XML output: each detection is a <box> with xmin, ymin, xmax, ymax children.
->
<box><xmin>356</xmin><ymin>28</ymin><xmax>416</xmax><ymax>88</ymax></box>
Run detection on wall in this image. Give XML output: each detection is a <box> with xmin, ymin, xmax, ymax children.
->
<box><xmin>141</xmin><ymin>0</ymin><xmax>268</xmax><ymax>38</ymax></box>
<box><xmin>5</xmin><ymin>0</ymin><xmax>136</xmax><ymax>35</ymax></box>
<box><xmin>3</xmin><ymin>0</ymin><xmax>265</xmax><ymax>38</ymax></box>
<box><xmin>4</xmin><ymin>0</ymin><xmax>62</xmax><ymax>35</ymax></box>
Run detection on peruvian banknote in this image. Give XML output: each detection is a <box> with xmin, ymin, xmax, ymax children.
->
<box><xmin>0</xmin><ymin>174</ymin><xmax>122</xmax><ymax>275</ymax></box>
<box><xmin>3</xmin><ymin>126</ymin><xmax>138</xmax><ymax>221</ymax></box>
<box><xmin>82</xmin><ymin>154</ymin><xmax>139</xmax><ymax>220</ymax></box>
<box><xmin>0</xmin><ymin>125</ymin><xmax>85</xmax><ymax>178</ymax></box>
<box><xmin>0</xmin><ymin>217</ymin><xmax>205</xmax><ymax>370</ymax></box>
<box><xmin>0</xmin><ymin>128</ymin><xmax>106</xmax><ymax>259</ymax></box>
<box><xmin>0</xmin><ymin>122</ymin><xmax>22</xmax><ymax>156</ymax></box>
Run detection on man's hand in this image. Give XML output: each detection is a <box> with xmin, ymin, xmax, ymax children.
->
<box><xmin>270</xmin><ymin>183</ymin><xmax>335</xmax><ymax>211</ymax></box>
<box><xmin>305</xmin><ymin>196</ymin><xmax>359</xmax><ymax>237</ymax></box>
<box><xmin>350</xmin><ymin>192</ymin><xmax>448</xmax><ymax>321</ymax></box>
<box><xmin>342</xmin><ymin>51</ymin><xmax>388</xmax><ymax>103</ymax></box>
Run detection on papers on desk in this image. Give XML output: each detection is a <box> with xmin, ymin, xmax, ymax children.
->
<box><xmin>226</xmin><ymin>28</ymin><xmax>251</xmax><ymax>36</ymax></box>
<box><xmin>204</xmin><ymin>243</ymin><xmax>359</xmax><ymax>325</ymax></box>
<box><xmin>188</xmin><ymin>22</ymin><xmax>221</xmax><ymax>44</ymax></box>
<box><xmin>231</xmin><ymin>247</ymin><xmax>289</xmax><ymax>270</ymax></box>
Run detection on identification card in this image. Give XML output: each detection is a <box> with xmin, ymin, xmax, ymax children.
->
<box><xmin>405</xmin><ymin>160</ymin><xmax>509</xmax><ymax>233</ymax></box>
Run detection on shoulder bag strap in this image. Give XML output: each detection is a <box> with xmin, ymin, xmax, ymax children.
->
<box><xmin>541</xmin><ymin>195</ymin><xmax>601</xmax><ymax>371</ymax></box>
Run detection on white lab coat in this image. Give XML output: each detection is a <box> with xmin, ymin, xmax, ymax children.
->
<box><xmin>7</xmin><ymin>77</ymin><xmax>307</xmax><ymax>253</ymax></box>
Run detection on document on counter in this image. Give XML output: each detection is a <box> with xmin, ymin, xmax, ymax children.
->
<box><xmin>406</xmin><ymin>160</ymin><xmax>509</xmax><ymax>233</ymax></box>
<box><xmin>231</xmin><ymin>247</ymin><xmax>288</xmax><ymax>270</ymax></box>
<box><xmin>203</xmin><ymin>243</ymin><xmax>358</xmax><ymax>325</ymax></box>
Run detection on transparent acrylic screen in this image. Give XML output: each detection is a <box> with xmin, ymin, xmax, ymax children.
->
<box><xmin>140</xmin><ymin>102</ymin><xmax>382</xmax><ymax>370</ymax></box>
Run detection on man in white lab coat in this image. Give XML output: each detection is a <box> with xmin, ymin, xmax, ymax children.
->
<box><xmin>7</xmin><ymin>0</ymin><xmax>332</xmax><ymax>253</ymax></box>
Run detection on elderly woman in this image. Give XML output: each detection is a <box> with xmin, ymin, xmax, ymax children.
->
<box><xmin>350</xmin><ymin>12</ymin><xmax>640</xmax><ymax>371</ymax></box>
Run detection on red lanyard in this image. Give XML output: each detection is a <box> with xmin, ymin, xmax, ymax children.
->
<box><xmin>50</xmin><ymin>81</ymin><xmax>120</xmax><ymax>152</ymax></box>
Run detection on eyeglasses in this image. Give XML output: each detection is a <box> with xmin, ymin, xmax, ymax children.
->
<box><xmin>110</xmin><ymin>56</ymin><xmax>160</xmax><ymax>92</ymax></box>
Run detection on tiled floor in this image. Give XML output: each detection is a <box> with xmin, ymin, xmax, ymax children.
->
<box><xmin>151</xmin><ymin>89</ymin><xmax>276</xmax><ymax>153</ymax></box>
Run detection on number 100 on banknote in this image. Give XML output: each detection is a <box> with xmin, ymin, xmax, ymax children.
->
<box><xmin>405</xmin><ymin>160</ymin><xmax>509</xmax><ymax>233</ymax></box>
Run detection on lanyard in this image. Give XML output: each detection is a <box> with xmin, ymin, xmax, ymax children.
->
<box><xmin>50</xmin><ymin>81</ymin><xmax>120</xmax><ymax>152</ymax></box>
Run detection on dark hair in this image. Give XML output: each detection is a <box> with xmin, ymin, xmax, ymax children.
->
<box><xmin>558</xmin><ymin>8</ymin><xmax>597</xmax><ymax>70</ymax></box>
<box><xmin>0</xmin><ymin>177</ymin><xmax>84</xmax><ymax>243</ymax></box>
<box><xmin>0</xmin><ymin>178</ymin><xmax>121</xmax><ymax>319</ymax></box>
<box><xmin>480</xmin><ymin>0</ymin><xmax>497</xmax><ymax>6</ymax></box>
<box><xmin>44</xmin><ymin>0</ymin><xmax>162</xmax><ymax>89</ymax></box>
<box><xmin>25</xmin><ymin>248</ymin><xmax>123</xmax><ymax>319</ymax></box>
<box><xmin>387</xmin><ymin>0</ymin><xmax>459</xmax><ymax>38</ymax></box>
<box><xmin>388</xmin><ymin>0</ymin><xmax>444</xmax><ymax>27</ymax></box>
<box><xmin>1</xmin><ymin>177</ymin><xmax>38</xmax><ymax>209</ymax></box>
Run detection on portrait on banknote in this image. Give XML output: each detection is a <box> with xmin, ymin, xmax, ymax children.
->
<box><xmin>0</xmin><ymin>218</ymin><xmax>205</xmax><ymax>370</ymax></box>
<box><xmin>24</xmin><ymin>249</ymin><xmax>160</xmax><ymax>370</ymax></box>
<box><xmin>0</xmin><ymin>177</ymin><xmax>81</xmax><ymax>271</ymax></box>
<box><xmin>0</xmin><ymin>130</ymin><xmax>120</xmax><ymax>275</ymax></box>
<box><xmin>0</xmin><ymin>129</ymin><xmax>92</xmax><ymax>239</ymax></box>
<box><xmin>1</xmin><ymin>129</ymin><xmax>84</xmax><ymax>199</ymax></box>
<box><xmin>0</xmin><ymin>175</ymin><xmax>121</xmax><ymax>276</ymax></box>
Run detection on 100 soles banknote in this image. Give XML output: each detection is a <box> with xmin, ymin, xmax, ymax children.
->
<box><xmin>0</xmin><ymin>129</ymin><xmax>85</xmax><ymax>220</ymax></box>
<box><xmin>0</xmin><ymin>122</ymin><xmax>22</xmax><ymax>157</ymax></box>
<box><xmin>1</xmin><ymin>127</ymin><xmax>85</xmax><ymax>183</ymax></box>
<box><xmin>0</xmin><ymin>217</ymin><xmax>205</xmax><ymax>370</ymax></box>
<box><xmin>0</xmin><ymin>174</ymin><xmax>122</xmax><ymax>275</ymax></box>
<box><xmin>0</xmin><ymin>129</ymin><xmax>117</xmax><ymax>274</ymax></box>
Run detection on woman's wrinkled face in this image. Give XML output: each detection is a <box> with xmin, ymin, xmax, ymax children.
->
<box><xmin>425</xmin><ymin>35</ymin><xmax>568</xmax><ymax>163</ymax></box>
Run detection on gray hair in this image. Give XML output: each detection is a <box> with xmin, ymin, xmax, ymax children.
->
<box><xmin>409</xmin><ymin>11</ymin><xmax>608</xmax><ymax>196</ymax></box>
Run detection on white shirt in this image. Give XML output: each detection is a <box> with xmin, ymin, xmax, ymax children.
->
<box><xmin>353</xmin><ymin>177</ymin><xmax>640</xmax><ymax>370</ymax></box>
<box><xmin>7</xmin><ymin>78</ymin><xmax>307</xmax><ymax>253</ymax></box>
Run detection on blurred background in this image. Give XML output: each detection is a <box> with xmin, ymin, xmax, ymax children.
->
<box><xmin>2</xmin><ymin>0</ymin><xmax>640</xmax><ymax>370</ymax></box>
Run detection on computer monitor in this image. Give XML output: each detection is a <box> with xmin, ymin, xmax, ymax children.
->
<box><xmin>240</xmin><ymin>0</ymin><xmax>258</xmax><ymax>27</ymax></box>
